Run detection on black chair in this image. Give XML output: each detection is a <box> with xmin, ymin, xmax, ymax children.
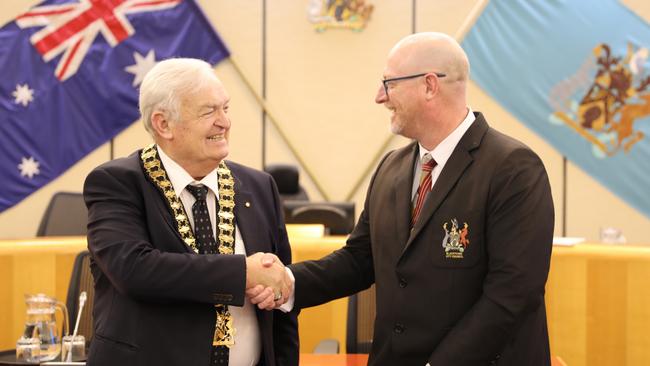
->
<box><xmin>66</xmin><ymin>250</ymin><xmax>94</xmax><ymax>346</ymax></box>
<box><xmin>264</xmin><ymin>164</ymin><xmax>309</xmax><ymax>202</ymax></box>
<box><xmin>286</xmin><ymin>203</ymin><xmax>355</xmax><ymax>235</ymax></box>
<box><xmin>37</xmin><ymin>192</ymin><xmax>87</xmax><ymax>236</ymax></box>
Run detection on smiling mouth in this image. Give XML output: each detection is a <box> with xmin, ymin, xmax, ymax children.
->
<box><xmin>207</xmin><ymin>134</ymin><xmax>225</xmax><ymax>141</ymax></box>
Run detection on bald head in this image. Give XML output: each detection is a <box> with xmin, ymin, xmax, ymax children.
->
<box><xmin>377</xmin><ymin>32</ymin><xmax>471</xmax><ymax>149</ymax></box>
<box><xmin>388</xmin><ymin>32</ymin><xmax>469</xmax><ymax>83</ymax></box>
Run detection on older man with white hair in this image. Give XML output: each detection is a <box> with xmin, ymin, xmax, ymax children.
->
<box><xmin>84</xmin><ymin>58</ymin><xmax>298</xmax><ymax>366</ymax></box>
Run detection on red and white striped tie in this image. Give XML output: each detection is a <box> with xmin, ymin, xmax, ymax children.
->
<box><xmin>411</xmin><ymin>154</ymin><xmax>437</xmax><ymax>228</ymax></box>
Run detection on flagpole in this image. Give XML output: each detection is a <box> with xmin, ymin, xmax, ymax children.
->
<box><xmin>562</xmin><ymin>157</ymin><xmax>567</xmax><ymax>236</ymax></box>
<box><xmin>343</xmin><ymin>1</ymin><xmax>490</xmax><ymax>201</ymax></box>
<box><xmin>454</xmin><ymin>0</ymin><xmax>490</xmax><ymax>42</ymax></box>
<box><xmin>227</xmin><ymin>56</ymin><xmax>331</xmax><ymax>201</ymax></box>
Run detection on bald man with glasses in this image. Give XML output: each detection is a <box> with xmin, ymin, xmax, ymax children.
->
<box><xmin>252</xmin><ymin>32</ymin><xmax>555</xmax><ymax>366</ymax></box>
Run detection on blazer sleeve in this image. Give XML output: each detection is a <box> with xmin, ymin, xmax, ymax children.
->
<box><xmin>428</xmin><ymin>148</ymin><xmax>554</xmax><ymax>365</ymax></box>
<box><xmin>84</xmin><ymin>164</ymin><xmax>247</xmax><ymax>306</ymax></box>
<box><xmin>289</xmin><ymin>153</ymin><xmax>393</xmax><ymax>309</ymax></box>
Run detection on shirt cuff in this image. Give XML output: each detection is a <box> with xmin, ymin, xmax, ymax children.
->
<box><xmin>278</xmin><ymin>267</ymin><xmax>295</xmax><ymax>313</ymax></box>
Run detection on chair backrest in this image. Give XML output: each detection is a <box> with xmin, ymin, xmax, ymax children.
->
<box><xmin>264</xmin><ymin>164</ymin><xmax>309</xmax><ymax>201</ymax></box>
<box><xmin>66</xmin><ymin>251</ymin><xmax>94</xmax><ymax>345</ymax></box>
<box><xmin>37</xmin><ymin>192</ymin><xmax>87</xmax><ymax>236</ymax></box>
<box><xmin>287</xmin><ymin>203</ymin><xmax>355</xmax><ymax>235</ymax></box>
<box><xmin>346</xmin><ymin>285</ymin><xmax>376</xmax><ymax>354</ymax></box>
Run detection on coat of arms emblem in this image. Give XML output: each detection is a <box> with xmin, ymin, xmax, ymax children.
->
<box><xmin>549</xmin><ymin>43</ymin><xmax>650</xmax><ymax>156</ymax></box>
<box><xmin>307</xmin><ymin>0</ymin><xmax>374</xmax><ymax>32</ymax></box>
<box><xmin>442</xmin><ymin>218</ymin><xmax>470</xmax><ymax>259</ymax></box>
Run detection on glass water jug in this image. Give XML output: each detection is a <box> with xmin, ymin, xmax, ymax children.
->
<box><xmin>20</xmin><ymin>293</ymin><xmax>69</xmax><ymax>362</ymax></box>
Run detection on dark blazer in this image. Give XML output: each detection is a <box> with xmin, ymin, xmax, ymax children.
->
<box><xmin>83</xmin><ymin>149</ymin><xmax>299</xmax><ymax>366</ymax></box>
<box><xmin>290</xmin><ymin>113</ymin><xmax>554</xmax><ymax>366</ymax></box>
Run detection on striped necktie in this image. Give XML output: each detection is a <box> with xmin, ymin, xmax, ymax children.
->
<box><xmin>411</xmin><ymin>154</ymin><xmax>437</xmax><ymax>228</ymax></box>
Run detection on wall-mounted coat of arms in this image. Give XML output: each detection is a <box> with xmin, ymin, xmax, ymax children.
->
<box><xmin>307</xmin><ymin>0</ymin><xmax>374</xmax><ymax>32</ymax></box>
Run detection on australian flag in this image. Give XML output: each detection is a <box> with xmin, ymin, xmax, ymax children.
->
<box><xmin>0</xmin><ymin>0</ymin><xmax>229</xmax><ymax>212</ymax></box>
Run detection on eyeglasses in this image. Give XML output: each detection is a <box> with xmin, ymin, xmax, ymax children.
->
<box><xmin>382</xmin><ymin>72</ymin><xmax>446</xmax><ymax>95</ymax></box>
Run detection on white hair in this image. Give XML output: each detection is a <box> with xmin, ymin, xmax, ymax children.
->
<box><xmin>139</xmin><ymin>58</ymin><xmax>219</xmax><ymax>136</ymax></box>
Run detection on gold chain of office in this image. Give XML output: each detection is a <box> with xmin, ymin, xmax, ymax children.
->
<box><xmin>140</xmin><ymin>144</ymin><xmax>236</xmax><ymax>347</ymax></box>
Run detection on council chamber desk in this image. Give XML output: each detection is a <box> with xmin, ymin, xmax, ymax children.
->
<box><xmin>1</xmin><ymin>235</ymin><xmax>649</xmax><ymax>366</ymax></box>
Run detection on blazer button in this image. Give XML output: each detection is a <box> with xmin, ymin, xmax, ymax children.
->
<box><xmin>393</xmin><ymin>323</ymin><xmax>404</xmax><ymax>334</ymax></box>
<box><xmin>399</xmin><ymin>278</ymin><xmax>407</xmax><ymax>288</ymax></box>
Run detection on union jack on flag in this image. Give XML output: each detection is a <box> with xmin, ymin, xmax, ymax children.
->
<box><xmin>0</xmin><ymin>0</ymin><xmax>230</xmax><ymax>213</ymax></box>
<box><xmin>16</xmin><ymin>0</ymin><xmax>183</xmax><ymax>81</ymax></box>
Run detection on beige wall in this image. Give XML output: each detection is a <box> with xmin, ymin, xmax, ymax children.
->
<box><xmin>1</xmin><ymin>0</ymin><xmax>649</xmax><ymax>243</ymax></box>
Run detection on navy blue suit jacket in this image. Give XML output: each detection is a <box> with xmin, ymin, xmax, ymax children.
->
<box><xmin>83</xmin><ymin>149</ymin><xmax>298</xmax><ymax>366</ymax></box>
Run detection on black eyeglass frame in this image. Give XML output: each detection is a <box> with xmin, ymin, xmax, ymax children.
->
<box><xmin>382</xmin><ymin>72</ymin><xmax>446</xmax><ymax>95</ymax></box>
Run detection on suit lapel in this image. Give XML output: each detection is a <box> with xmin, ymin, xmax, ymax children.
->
<box><xmin>403</xmin><ymin>114</ymin><xmax>488</xmax><ymax>253</ymax></box>
<box><xmin>139</xmin><ymin>151</ymin><xmax>194</xmax><ymax>253</ymax></box>
<box><xmin>394</xmin><ymin>143</ymin><xmax>419</xmax><ymax>247</ymax></box>
<box><xmin>153</xmin><ymin>190</ymin><xmax>188</xmax><ymax>247</ymax></box>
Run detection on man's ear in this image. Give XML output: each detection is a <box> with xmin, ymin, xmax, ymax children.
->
<box><xmin>151</xmin><ymin>111</ymin><xmax>173</xmax><ymax>140</ymax></box>
<box><xmin>424</xmin><ymin>74</ymin><xmax>440</xmax><ymax>101</ymax></box>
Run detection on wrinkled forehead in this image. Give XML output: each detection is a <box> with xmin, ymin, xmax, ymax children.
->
<box><xmin>182</xmin><ymin>79</ymin><xmax>230</xmax><ymax>111</ymax></box>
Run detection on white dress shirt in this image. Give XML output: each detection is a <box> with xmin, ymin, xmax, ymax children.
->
<box><xmin>158</xmin><ymin>147</ymin><xmax>261</xmax><ymax>366</ymax></box>
<box><xmin>411</xmin><ymin>107</ymin><xmax>475</xmax><ymax>199</ymax></box>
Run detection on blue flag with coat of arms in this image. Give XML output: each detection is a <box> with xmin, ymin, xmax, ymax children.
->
<box><xmin>462</xmin><ymin>0</ymin><xmax>650</xmax><ymax>218</ymax></box>
<box><xmin>0</xmin><ymin>0</ymin><xmax>229</xmax><ymax>212</ymax></box>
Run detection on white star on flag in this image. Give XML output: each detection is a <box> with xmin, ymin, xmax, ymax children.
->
<box><xmin>12</xmin><ymin>84</ymin><xmax>34</xmax><ymax>106</ymax></box>
<box><xmin>18</xmin><ymin>156</ymin><xmax>40</xmax><ymax>179</ymax></box>
<box><xmin>125</xmin><ymin>50</ymin><xmax>157</xmax><ymax>86</ymax></box>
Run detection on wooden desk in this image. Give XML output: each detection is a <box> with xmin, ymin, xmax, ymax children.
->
<box><xmin>0</xmin><ymin>237</ymin><xmax>87</xmax><ymax>350</ymax></box>
<box><xmin>291</xmin><ymin>240</ymin><xmax>650</xmax><ymax>365</ymax></box>
<box><xmin>299</xmin><ymin>354</ymin><xmax>567</xmax><ymax>366</ymax></box>
<box><xmin>0</xmin><ymin>234</ymin><xmax>344</xmax><ymax>352</ymax></box>
<box><xmin>300</xmin><ymin>353</ymin><xmax>368</xmax><ymax>366</ymax></box>
<box><xmin>2</xmin><ymin>236</ymin><xmax>649</xmax><ymax>366</ymax></box>
<box><xmin>546</xmin><ymin>243</ymin><xmax>650</xmax><ymax>366</ymax></box>
<box><xmin>290</xmin><ymin>236</ymin><xmax>349</xmax><ymax>353</ymax></box>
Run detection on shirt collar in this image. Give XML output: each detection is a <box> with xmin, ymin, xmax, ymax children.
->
<box><xmin>418</xmin><ymin>107</ymin><xmax>475</xmax><ymax>166</ymax></box>
<box><xmin>157</xmin><ymin>146</ymin><xmax>221</xmax><ymax>198</ymax></box>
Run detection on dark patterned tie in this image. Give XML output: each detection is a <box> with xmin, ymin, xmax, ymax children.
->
<box><xmin>411</xmin><ymin>154</ymin><xmax>437</xmax><ymax>228</ymax></box>
<box><xmin>187</xmin><ymin>185</ymin><xmax>218</xmax><ymax>254</ymax></box>
<box><xmin>186</xmin><ymin>184</ymin><xmax>229</xmax><ymax>365</ymax></box>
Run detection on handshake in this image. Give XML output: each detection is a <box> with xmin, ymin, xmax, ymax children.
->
<box><xmin>245</xmin><ymin>252</ymin><xmax>292</xmax><ymax>310</ymax></box>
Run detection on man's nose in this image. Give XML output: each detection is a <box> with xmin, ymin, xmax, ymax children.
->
<box><xmin>215</xmin><ymin>111</ymin><xmax>231</xmax><ymax>128</ymax></box>
<box><xmin>375</xmin><ymin>84</ymin><xmax>388</xmax><ymax>104</ymax></box>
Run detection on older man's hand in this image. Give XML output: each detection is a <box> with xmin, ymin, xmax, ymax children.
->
<box><xmin>246</xmin><ymin>253</ymin><xmax>293</xmax><ymax>310</ymax></box>
<box><xmin>245</xmin><ymin>253</ymin><xmax>291</xmax><ymax>309</ymax></box>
